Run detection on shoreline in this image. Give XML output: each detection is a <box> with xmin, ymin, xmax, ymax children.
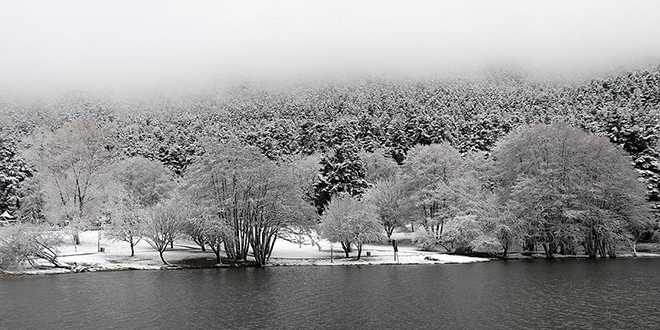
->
<box><xmin>5</xmin><ymin>252</ymin><xmax>660</xmax><ymax>277</ymax></box>
<box><xmin>3</xmin><ymin>230</ymin><xmax>660</xmax><ymax>276</ymax></box>
<box><xmin>1</xmin><ymin>252</ymin><xmax>494</xmax><ymax>276</ymax></box>
<box><xmin>0</xmin><ymin>231</ymin><xmax>492</xmax><ymax>276</ymax></box>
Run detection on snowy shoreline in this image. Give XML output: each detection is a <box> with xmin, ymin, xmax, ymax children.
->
<box><xmin>4</xmin><ymin>247</ymin><xmax>493</xmax><ymax>276</ymax></box>
<box><xmin>1</xmin><ymin>231</ymin><xmax>491</xmax><ymax>276</ymax></box>
<box><xmin>5</xmin><ymin>231</ymin><xmax>659</xmax><ymax>276</ymax></box>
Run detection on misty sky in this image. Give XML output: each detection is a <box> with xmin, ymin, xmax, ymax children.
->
<box><xmin>1</xmin><ymin>0</ymin><xmax>660</xmax><ymax>94</ymax></box>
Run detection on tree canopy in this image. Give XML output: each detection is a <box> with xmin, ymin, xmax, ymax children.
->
<box><xmin>493</xmin><ymin>123</ymin><xmax>653</xmax><ymax>258</ymax></box>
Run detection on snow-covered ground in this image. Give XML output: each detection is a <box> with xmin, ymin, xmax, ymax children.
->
<box><xmin>9</xmin><ymin>230</ymin><xmax>490</xmax><ymax>275</ymax></box>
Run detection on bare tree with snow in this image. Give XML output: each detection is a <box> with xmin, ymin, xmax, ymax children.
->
<box><xmin>25</xmin><ymin>118</ymin><xmax>119</xmax><ymax>245</ymax></box>
<box><xmin>141</xmin><ymin>197</ymin><xmax>188</xmax><ymax>265</ymax></box>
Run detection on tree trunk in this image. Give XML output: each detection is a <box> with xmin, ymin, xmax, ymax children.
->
<box><xmin>356</xmin><ymin>244</ymin><xmax>363</xmax><ymax>260</ymax></box>
<box><xmin>251</xmin><ymin>241</ymin><xmax>267</xmax><ymax>267</ymax></box>
<box><xmin>223</xmin><ymin>240</ymin><xmax>239</xmax><ymax>261</ymax></box>
<box><xmin>341</xmin><ymin>241</ymin><xmax>350</xmax><ymax>258</ymax></box>
<box><xmin>523</xmin><ymin>237</ymin><xmax>535</xmax><ymax>252</ymax></box>
<box><xmin>607</xmin><ymin>244</ymin><xmax>617</xmax><ymax>258</ymax></box>
<box><xmin>193</xmin><ymin>235</ymin><xmax>206</xmax><ymax>251</ymax></box>
<box><xmin>210</xmin><ymin>243</ymin><xmax>222</xmax><ymax>264</ymax></box>
<box><xmin>130</xmin><ymin>242</ymin><xmax>135</xmax><ymax>257</ymax></box>
<box><xmin>306</xmin><ymin>233</ymin><xmax>323</xmax><ymax>251</ymax></box>
<box><xmin>542</xmin><ymin>243</ymin><xmax>554</xmax><ymax>259</ymax></box>
<box><xmin>385</xmin><ymin>225</ymin><xmax>394</xmax><ymax>240</ymax></box>
<box><xmin>215</xmin><ymin>247</ymin><xmax>221</xmax><ymax>264</ymax></box>
<box><xmin>159</xmin><ymin>250</ymin><xmax>168</xmax><ymax>265</ymax></box>
<box><xmin>74</xmin><ymin>233</ymin><xmax>80</xmax><ymax>245</ymax></box>
<box><xmin>584</xmin><ymin>229</ymin><xmax>598</xmax><ymax>259</ymax></box>
<box><xmin>598</xmin><ymin>240</ymin><xmax>607</xmax><ymax>258</ymax></box>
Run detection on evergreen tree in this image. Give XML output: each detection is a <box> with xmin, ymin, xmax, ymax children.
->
<box><xmin>15</xmin><ymin>177</ymin><xmax>45</xmax><ymax>223</ymax></box>
<box><xmin>313</xmin><ymin>144</ymin><xmax>369</xmax><ymax>214</ymax></box>
<box><xmin>0</xmin><ymin>136</ymin><xmax>33</xmax><ymax>213</ymax></box>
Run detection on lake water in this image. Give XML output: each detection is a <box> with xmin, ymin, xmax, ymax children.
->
<box><xmin>1</xmin><ymin>259</ymin><xmax>659</xmax><ymax>329</ymax></box>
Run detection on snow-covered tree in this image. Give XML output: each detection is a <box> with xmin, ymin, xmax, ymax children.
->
<box><xmin>141</xmin><ymin>197</ymin><xmax>188</xmax><ymax>265</ymax></box>
<box><xmin>0</xmin><ymin>136</ymin><xmax>33</xmax><ymax>213</ymax></box>
<box><xmin>244</xmin><ymin>118</ymin><xmax>300</xmax><ymax>160</ymax></box>
<box><xmin>0</xmin><ymin>223</ymin><xmax>66</xmax><ymax>270</ymax></box>
<box><xmin>113</xmin><ymin>156</ymin><xmax>175</xmax><ymax>208</ymax></box>
<box><xmin>25</xmin><ymin>118</ymin><xmax>119</xmax><ymax>244</ymax></box>
<box><xmin>290</xmin><ymin>153</ymin><xmax>323</xmax><ymax>206</ymax></box>
<box><xmin>365</xmin><ymin>177</ymin><xmax>410</xmax><ymax>239</ymax></box>
<box><xmin>319</xmin><ymin>195</ymin><xmax>381</xmax><ymax>259</ymax></box>
<box><xmin>279</xmin><ymin>154</ymin><xmax>324</xmax><ymax>250</ymax></box>
<box><xmin>104</xmin><ymin>157</ymin><xmax>174</xmax><ymax>256</ymax></box>
<box><xmin>313</xmin><ymin>143</ymin><xmax>369</xmax><ymax>214</ymax></box>
<box><xmin>185</xmin><ymin>139</ymin><xmax>315</xmax><ymax>266</ymax></box>
<box><xmin>103</xmin><ymin>191</ymin><xmax>145</xmax><ymax>257</ymax></box>
<box><xmin>402</xmin><ymin>143</ymin><xmax>466</xmax><ymax>240</ymax></box>
<box><xmin>487</xmin><ymin>203</ymin><xmax>526</xmax><ymax>257</ymax></box>
<box><xmin>493</xmin><ymin>123</ymin><xmax>653</xmax><ymax>258</ymax></box>
<box><xmin>199</xmin><ymin>215</ymin><xmax>230</xmax><ymax>264</ymax></box>
<box><xmin>359</xmin><ymin>149</ymin><xmax>399</xmax><ymax>185</ymax></box>
<box><xmin>15</xmin><ymin>177</ymin><xmax>46</xmax><ymax>224</ymax></box>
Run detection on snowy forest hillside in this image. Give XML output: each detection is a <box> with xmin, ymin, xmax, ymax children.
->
<box><xmin>1</xmin><ymin>67</ymin><xmax>659</xmax><ymax>218</ymax></box>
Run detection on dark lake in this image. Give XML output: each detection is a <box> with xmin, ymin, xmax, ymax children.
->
<box><xmin>1</xmin><ymin>259</ymin><xmax>659</xmax><ymax>330</ymax></box>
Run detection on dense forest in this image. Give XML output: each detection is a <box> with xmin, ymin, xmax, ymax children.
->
<box><xmin>2</xmin><ymin>67</ymin><xmax>659</xmax><ymax>208</ymax></box>
<box><xmin>1</xmin><ymin>66</ymin><xmax>659</xmax><ymax>264</ymax></box>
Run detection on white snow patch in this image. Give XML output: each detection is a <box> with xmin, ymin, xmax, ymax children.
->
<box><xmin>7</xmin><ymin>230</ymin><xmax>489</xmax><ymax>275</ymax></box>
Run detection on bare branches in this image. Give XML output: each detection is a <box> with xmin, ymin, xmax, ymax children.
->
<box><xmin>185</xmin><ymin>140</ymin><xmax>314</xmax><ymax>266</ymax></box>
<box><xmin>494</xmin><ymin>123</ymin><xmax>653</xmax><ymax>258</ymax></box>
<box><xmin>141</xmin><ymin>197</ymin><xmax>188</xmax><ymax>265</ymax></box>
<box><xmin>0</xmin><ymin>224</ymin><xmax>66</xmax><ymax>270</ymax></box>
<box><xmin>319</xmin><ymin>195</ymin><xmax>381</xmax><ymax>259</ymax></box>
<box><xmin>24</xmin><ymin>118</ymin><xmax>119</xmax><ymax>240</ymax></box>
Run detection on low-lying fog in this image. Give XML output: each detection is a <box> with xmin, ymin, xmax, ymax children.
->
<box><xmin>1</xmin><ymin>0</ymin><xmax>659</xmax><ymax>96</ymax></box>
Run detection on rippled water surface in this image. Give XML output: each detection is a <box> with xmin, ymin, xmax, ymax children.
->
<box><xmin>1</xmin><ymin>259</ymin><xmax>660</xmax><ymax>329</ymax></box>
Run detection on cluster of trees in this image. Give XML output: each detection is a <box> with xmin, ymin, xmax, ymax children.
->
<box><xmin>0</xmin><ymin>117</ymin><xmax>654</xmax><ymax>270</ymax></box>
<box><xmin>183</xmin><ymin>140</ymin><xmax>316</xmax><ymax>266</ymax></box>
<box><xmin>493</xmin><ymin>124</ymin><xmax>651</xmax><ymax>258</ymax></box>
<box><xmin>2</xmin><ymin>118</ymin><xmax>318</xmax><ymax>268</ymax></box>
<box><xmin>313</xmin><ymin>123</ymin><xmax>653</xmax><ymax>260</ymax></box>
<box><xmin>2</xmin><ymin>67</ymin><xmax>659</xmax><ymax>215</ymax></box>
<box><xmin>1</xmin><ymin>66</ymin><xmax>659</xmax><ymax>269</ymax></box>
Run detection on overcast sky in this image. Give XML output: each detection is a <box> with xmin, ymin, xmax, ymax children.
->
<box><xmin>1</xmin><ymin>0</ymin><xmax>660</xmax><ymax>94</ymax></box>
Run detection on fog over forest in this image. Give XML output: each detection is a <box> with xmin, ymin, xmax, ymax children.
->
<box><xmin>2</xmin><ymin>0</ymin><xmax>660</xmax><ymax>95</ymax></box>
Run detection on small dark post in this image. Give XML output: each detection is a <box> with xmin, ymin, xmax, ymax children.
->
<box><xmin>392</xmin><ymin>239</ymin><xmax>398</xmax><ymax>262</ymax></box>
<box><xmin>330</xmin><ymin>242</ymin><xmax>334</xmax><ymax>263</ymax></box>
